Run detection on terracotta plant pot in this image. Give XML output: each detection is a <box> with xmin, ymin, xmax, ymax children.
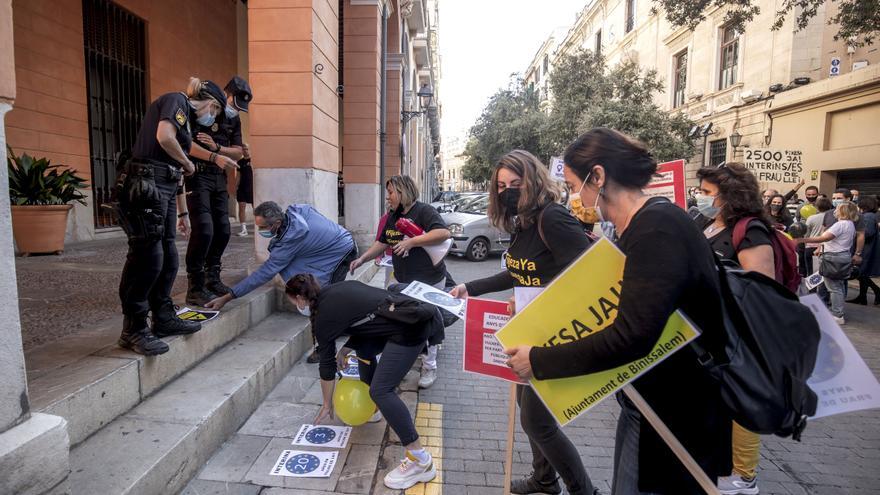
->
<box><xmin>10</xmin><ymin>204</ymin><xmax>73</xmax><ymax>256</ymax></box>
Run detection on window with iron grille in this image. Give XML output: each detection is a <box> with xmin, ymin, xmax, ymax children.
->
<box><xmin>82</xmin><ymin>0</ymin><xmax>147</xmax><ymax>228</ymax></box>
<box><xmin>673</xmin><ymin>49</ymin><xmax>687</xmax><ymax>108</ymax></box>
<box><xmin>625</xmin><ymin>0</ymin><xmax>636</xmax><ymax>33</ymax></box>
<box><xmin>718</xmin><ymin>25</ymin><xmax>739</xmax><ymax>90</ymax></box>
<box><xmin>709</xmin><ymin>139</ymin><xmax>727</xmax><ymax>167</ymax></box>
<box><xmin>595</xmin><ymin>30</ymin><xmax>602</xmax><ymax>57</ymax></box>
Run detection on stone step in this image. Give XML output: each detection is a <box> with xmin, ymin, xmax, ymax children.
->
<box><xmin>26</xmin><ymin>286</ymin><xmax>276</xmax><ymax>446</ymax></box>
<box><xmin>68</xmin><ymin>312</ymin><xmax>312</xmax><ymax>495</ymax></box>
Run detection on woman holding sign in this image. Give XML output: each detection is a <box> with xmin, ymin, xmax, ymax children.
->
<box><xmin>504</xmin><ymin>128</ymin><xmax>731</xmax><ymax>494</ymax></box>
<box><xmin>350</xmin><ymin>175</ymin><xmax>452</xmax><ymax>389</ymax></box>
<box><xmin>450</xmin><ymin>150</ymin><xmax>596</xmax><ymax>495</ymax></box>
<box><xmin>285</xmin><ymin>274</ymin><xmax>442</xmax><ymax>489</ymax></box>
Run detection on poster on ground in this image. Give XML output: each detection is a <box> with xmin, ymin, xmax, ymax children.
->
<box><xmin>400</xmin><ymin>280</ymin><xmax>466</xmax><ymax>319</ymax></box>
<box><xmin>494</xmin><ymin>237</ymin><xmax>701</xmax><ymax>426</ymax></box>
<box><xmin>175</xmin><ymin>307</ymin><xmax>219</xmax><ymax>322</ymax></box>
<box><xmin>292</xmin><ymin>424</ymin><xmax>352</xmax><ymax>449</ymax></box>
<box><xmin>802</xmin><ymin>294</ymin><xmax>880</xmax><ymax>419</ymax></box>
<box><xmin>463</xmin><ymin>297</ymin><xmax>523</xmax><ymax>384</ymax></box>
<box><xmin>270</xmin><ymin>450</ymin><xmax>338</xmax><ymax>478</ymax></box>
<box><xmin>643</xmin><ymin>159</ymin><xmax>686</xmax><ymax>209</ymax></box>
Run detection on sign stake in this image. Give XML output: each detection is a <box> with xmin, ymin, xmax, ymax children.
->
<box><xmin>503</xmin><ymin>382</ymin><xmax>517</xmax><ymax>495</ymax></box>
<box><xmin>622</xmin><ymin>385</ymin><xmax>720</xmax><ymax>494</ymax></box>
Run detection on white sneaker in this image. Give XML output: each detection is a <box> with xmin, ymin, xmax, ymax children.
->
<box><xmin>418</xmin><ymin>368</ymin><xmax>437</xmax><ymax>389</ymax></box>
<box><xmin>237</xmin><ymin>225</ymin><xmax>248</xmax><ymax>237</ymax></box>
<box><xmin>367</xmin><ymin>410</ymin><xmax>383</xmax><ymax>423</ymax></box>
<box><xmin>833</xmin><ymin>316</ymin><xmax>846</xmax><ymax>325</ymax></box>
<box><xmin>717</xmin><ymin>474</ymin><xmax>758</xmax><ymax>495</ymax></box>
<box><xmin>383</xmin><ymin>451</ymin><xmax>436</xmax><ymax>489</ymax></box>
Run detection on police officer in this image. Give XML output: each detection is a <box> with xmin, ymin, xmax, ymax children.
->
<box><xmin>182</xmin><ymin>76</ymin><xmax>253</xmax><ymax>305</ymax></box>
<box><xmin>117</xmin><ymin>77</ymin><xmax>238</xmax><ymax>355</ymax></box>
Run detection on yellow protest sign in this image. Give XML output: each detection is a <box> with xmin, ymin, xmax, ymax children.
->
<box><xmin>494</xmin><ymin>237</ymin><xmax>701</xmax><ymax>425</ymax></box>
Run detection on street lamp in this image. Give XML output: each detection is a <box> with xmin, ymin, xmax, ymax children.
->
<box><xmin>401</xmin><ymin>83</ymin><xmax>434</xmax><ymax>124</ymax></box>
<box><xmin>729</xmin><ymin>129</ymin><xmax>742</xmax><ymax>154</ymax></box>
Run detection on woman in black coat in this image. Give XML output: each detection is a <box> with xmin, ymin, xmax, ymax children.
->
<box><xmin>505</xmin><ymin>128</ymin><xmax>731</xmax><ymax>494</ymax></box>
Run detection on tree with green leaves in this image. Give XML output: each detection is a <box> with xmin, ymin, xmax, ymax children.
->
<box><xmin>653</xmin><ymin>0</ymin><xmax>879</xmax><ymax>47</ymax></box>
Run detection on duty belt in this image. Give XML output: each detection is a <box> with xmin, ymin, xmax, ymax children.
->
<box><xmin>126</xmin><ymin>159</ymin><xmax>183</xmax><ymax>182</ymax></box>
<box><xmin>195</xmin><ymin>161</ymin><xmax>226</xmax><ymax>175</ymax></box>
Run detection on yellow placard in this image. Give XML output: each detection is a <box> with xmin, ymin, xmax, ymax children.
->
<box><xmin>494</xmin><ymin>237</ymin><xmax>701</xmax><ymax>425</ymax></box>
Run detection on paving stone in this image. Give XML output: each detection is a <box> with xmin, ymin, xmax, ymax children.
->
<box><xmin>239</xmin><ymin>401</ymin><xmax>319</xmax><ymax>438</ymax></box>
<box><xmin>180</xmin><ymin>479</ymin><xmax>262</xmax><ymax>495</ymax></box>
<box><xmin>335</xmin><ymin>443</ymin><xmax>382</xmax><ymax>493</ymax></box>
<box><xmin>198</xmin><ymin>435</ymin><xmax>271</xmax><ymax>483</ymax></box>
<box><xmin>265</xmin><ymin>374</ymin><xmax>316</xmax><ymax>403</ymax></box>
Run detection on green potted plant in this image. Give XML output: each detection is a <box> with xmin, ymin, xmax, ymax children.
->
<box><xmin>7</xmin><ymin>146</ymin><xmax>88</xmax><ymax>256</ymax></box>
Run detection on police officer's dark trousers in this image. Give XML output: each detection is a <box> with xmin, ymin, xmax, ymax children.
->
<box><xmin>185</xmin><ymin>166</ymin><xmax>231</xmax><ymax>273</ymax></box>
<box><xmin>118</xmin><ymin>164</ymin><xmax>180</xmax><ymax>317</ymax></box>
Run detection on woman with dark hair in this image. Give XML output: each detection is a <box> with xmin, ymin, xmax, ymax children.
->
<box><xmin>504</xmin><ymin>128</ymin><xmax>731</xmax><ymax>494</ymax></box>
<box><xmin>695</xmin><ymin>162</ymin><xmax>775</xmax><ymax>495</ymax></box>
<box><xmin>847</xmin><ymin>196</ymin><xmax>880</xmax><ymax>305</ymax></box>
<box><xmin>285</xmin><ymin>274</ymin><xmax>441</xmax><ymax>489</ymax></box>
<box><xmin>764</xmin><ymin>193</ymin><xmax>793</xmax><ymax>229</ymax></box>
<box><xmin>450</xmin><ymin>150</ymin><xmax>596</xmax><ymax>495</ymax></box>
<box><xmin>349</xmin><ymin>175</ymin><xmax>452</xmax><ymax>388</ymax></box>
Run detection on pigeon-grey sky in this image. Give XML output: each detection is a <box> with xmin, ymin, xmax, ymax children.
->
<box><xmin>437</xmin><ymin>0</ymin><xmax>586</xmax><ymax>145</ymax></box>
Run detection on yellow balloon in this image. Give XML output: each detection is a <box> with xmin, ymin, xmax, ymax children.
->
<box><xmin>333</xmin><ymin>378</ymin><xmax>377</xmax><ymax>426</ymax></box>
<box><xmin>800</xmin><ymin>203</ymin><xmax>818</xmax><ymax>219</ymax></box>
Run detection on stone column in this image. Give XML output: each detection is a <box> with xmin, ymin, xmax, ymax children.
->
<box><xmin>341</xmin><ymin>0</ymin><xmax>384</xmax><ymax>250</ymax></box>
<box><xmin>0</xmin><ymin>2</ymin><xmax>70</xmax><ymax>493</ymax></box>
<box><xmin>248</xmin><ymin>0</ymin><xmax>340</xmax><ymax>258</ymax></box>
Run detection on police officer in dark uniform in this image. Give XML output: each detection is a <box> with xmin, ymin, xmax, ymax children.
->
<box><xmin>182</xmin><ymin>76</ymin><xmax>253</xmax><ymax>305</ymax></box>
<box><xmin>116</xmin><ymin>77</ymin><xmax>238</xmax><ymax>355</ymax></box>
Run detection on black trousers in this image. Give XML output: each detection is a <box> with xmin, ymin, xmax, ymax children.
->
<box><xmin>118</xmin><ymin>167</ymin><xmax>180</xmax><ymax>317</ymax></box>
<box><xmin>185</xmin><ymin>170</ymin><xmax>230</xmax><ymax>272</ymax></box>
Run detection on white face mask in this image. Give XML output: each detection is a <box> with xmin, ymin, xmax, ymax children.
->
<box><xmin>225</xmin><ymin>106</ymin><xmax>239</xmax><ymax>119</ymax></box>
<box><xmin>297</xmin><ymin>305</ymin><xmax>311</xmax><ymax>317</ymax></box>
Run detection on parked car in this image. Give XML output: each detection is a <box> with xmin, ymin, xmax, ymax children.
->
<box><xmin>442</xmin><ymin>195</ymin><xmax>509</xmax><ymax>261</ymax></box>
<box><xmin>432</xmin><ymin>191</ymin><xmax>482</xmax><ymax>213</ymax></box>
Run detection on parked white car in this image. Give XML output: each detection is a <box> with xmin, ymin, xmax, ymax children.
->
<box><xmin>442</xmin><ymin>195</ymin><xmax>509</xmax><ymax>261</ymax></box>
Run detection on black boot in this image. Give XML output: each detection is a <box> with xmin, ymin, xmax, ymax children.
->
<box><xmin>205</xmin><ymin>265</ymin><xmax>232</xmax><ymax>296</ymax></box>
<box><xmin>119</xmin><ymin>314</ymin><xmax>169</xmax><ymax>356</ymax></box>
<box><xmin>510</xmin><ymin>474</ymin><xmax>562</xmax><ymax>495</ymax></box>
<box><xmin>152</xmin><ymin>302</ymin><xmax>202</xmax><ymax>337</ymax></box>
<box><xmin>187</xmin><ymin>271</ymin><xmax>218</xmax><ymax>307</ymax></box>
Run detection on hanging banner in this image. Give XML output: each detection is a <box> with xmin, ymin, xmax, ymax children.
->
<box><xmin>463</xmin><ymin>298</ymin><xmax>524</xmax><ymax>384</ymax></box>
<box><xmin>643</xmin><ymin>159</ymin><xmax>686</xmax><ymax>209</ymax></box>
<box><xmin>743</xmin><ymin>147</ymin><xmax>804</xmax><ymax>184</ymax></box>
<box><xmin>494</xmin><ymin>238</ymin><xmax>700</xmax><ymax>425</ymax></box>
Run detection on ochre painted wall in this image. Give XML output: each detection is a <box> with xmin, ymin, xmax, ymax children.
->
<box><xmin>6</xmin><ymin>0</ymin><xmax>239</xmax><ymax>182</ymax></box>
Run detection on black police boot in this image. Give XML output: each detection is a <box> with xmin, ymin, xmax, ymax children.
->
<box><xmin>119</xmin><ymin>314</ymin><xmax>169</xmax><ymax>356</ymax></box>
<box><xmin>186</xmin><ymin>271</ymin><xmax>218</xmax><ymax>307</ymax></box>
<box><xmin>152</xmin><ymin>303</ymin><xmax>202</xmax><ymax>337</ymax></box>
<box><xmin>205</xmin><ymin>265</ymin><xmax>232</xmax><ymax>296</ymax></box>
<box><xmin>510</xmin><ymin>474</ymin><xmax>562</xmax><ymax>495</ymax></box>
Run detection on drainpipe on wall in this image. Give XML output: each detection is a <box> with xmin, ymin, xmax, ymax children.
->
<box><xmin>379</xmin><ymin>2</ymin><xmax>388</xmax><ymax>212</ymax></box>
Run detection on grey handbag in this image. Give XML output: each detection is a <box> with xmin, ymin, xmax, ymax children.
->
<box><xmin>819</xmin><ymin>251</ymin><xmax>852</xmax><ymax>279</ymax></box>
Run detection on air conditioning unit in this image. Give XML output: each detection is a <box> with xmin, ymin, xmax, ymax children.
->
<box><xmin>740</xmin><ymin>89</ymin><xmax>761</xmax><ymax>103</ymax></box>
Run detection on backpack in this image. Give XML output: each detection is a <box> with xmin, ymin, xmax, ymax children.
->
<box><xmin>733</xmin><ymin>217</ymin><xmax>801</xmax><ymax>292</ymax></box>
<box><xmin>693</xmin><ymin>255</ymin><xmax>820</xmax><ymax>440</ymax></box>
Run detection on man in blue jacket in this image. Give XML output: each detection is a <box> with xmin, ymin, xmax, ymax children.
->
<box><xmin>206</xmin><ymin>201</ymin><xmax>357</xmax><ymax>310</ymax></box>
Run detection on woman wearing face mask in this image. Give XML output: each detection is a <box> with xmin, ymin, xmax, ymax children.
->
<box><xmin>695</xmin><ymin>163</ymin><xmax>775</xmax><ymax>495</ymax></box>
<box><xmin>504</xmin><ymin>128</ymin><xmax>731</xmax><ymax>494</ymax></box>
<box><xmin>449</xmin><ymin>150</ymin><xmax>596</xmax><ymax>495</ymax></box>
<box><xmin>116</xmin><ymin>77</ymin><xmax>238</xmax><ymax>356</ymax></box>
<box><xmin>182</xmin><ymin>76</ymin><xmax>252</xmax><ymax>307</ymax></box>
<box><xmin>285</xmin><ymin>274</ymin><xmax>440</xmax><ymax>490</ymax></box>
<box><xmin>764</xmin><ymin>194</ymin><xmax>793</xmax><ymax>230</ymax></box>
<box><xmin>349</xmin><ymin>175</ymin><xmax>452</xmax><ymax>389</ymax></box>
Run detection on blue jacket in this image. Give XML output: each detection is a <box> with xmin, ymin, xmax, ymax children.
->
<box><xmin>231</xmin><ymin>204</ymin><xmax>354</xmax><ymax>298</ymax></box>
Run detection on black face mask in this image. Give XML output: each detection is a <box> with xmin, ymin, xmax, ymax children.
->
<box><xmin>499</xmin><ymin>188</ymin><xmax>521</xmax><ymax>214</ymax></box>
<box><xmin>806</xmin><ymin>196</ymin><xmax>817</xmax><ymax>203</ymax></box>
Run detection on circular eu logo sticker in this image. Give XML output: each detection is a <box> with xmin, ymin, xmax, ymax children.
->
<box><xmin>305</xmin><ymin>427</ymin><xmax>336</xmax><ymax>444</ymax></box>
<box><xmin>808</xmin><ymin>331</ymin><xmax>845</xmax><ymax>384</ymax></box>
<box><xmin>286</xmin><ymin>453</ymin><xmax>320</xmax><ymax>474</ymax></box>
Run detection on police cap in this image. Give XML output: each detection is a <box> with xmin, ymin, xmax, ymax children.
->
<box><xmin>200</xmin><ymin>80</ymin><xmax>227</xmax><ymax>111</ymax></box>
<box><xmin>225</xmin><ymin>76</ymin><xmax>252</xmax><ymax>112</ymax></box>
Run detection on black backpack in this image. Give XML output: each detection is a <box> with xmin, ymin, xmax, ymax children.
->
<box><xmin>693</xmin><ymin>256</ymin><xmax>820</xmax><ymax>441</ymax></box>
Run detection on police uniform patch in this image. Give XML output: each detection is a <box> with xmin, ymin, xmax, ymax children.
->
<box><xmin>211</xmin><ymin>123</ymin><xmax>219</xmax><ymax>132</ymax></box>
<box><xmin>175</xmin><ymin>108</ymin><xmax>187</xmax><ymax>126</ymax></box>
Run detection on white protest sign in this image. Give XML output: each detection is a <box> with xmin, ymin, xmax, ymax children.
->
<box><xmin>270</xmin><ymin>450</ymin><xmax>338</xmax><ymax>478</ymax></box>
<box><xmin>549</xmin><ymin>156</ymin><xmax>565</xmax><ymax>181</ymax></box>
<box><xmin>400</xmin><ymin>280</ymin><xmax>465</xmax><ymax>319</ymax></box>
<box><xmin>377</xmin><ymin>254</ymin><xmax>393</xmax><ymax>267</ymax></box>
<box><xmin>801</xmin><ymin>294</ymin><xmax>880</xmax><ymax>418</ymax></box>
<box><xmin>743</xmin><ymin>147</ymin><xmax>804</xmax><ymax>184</ymax></box>
<box><xmin>804</xmin><ymin>272</ymin><xmax>824</xmax><ymax>291</ymax></box>
<box><xmin>292</xmin><ymin>424</ymin><xmax>352</xmax><ymax>449</ymax></box>
<box><xmin>514</xmin><ymin>287</ymin><xmax>543</xmax><ymax>313</ymax></box>
<box><xmin>339</xmin><ymin>354</ymin><xmax>360</xmax><ymax>379</ymax></box>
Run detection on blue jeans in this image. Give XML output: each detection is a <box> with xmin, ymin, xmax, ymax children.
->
<box><xmin>823</xmin><ymin>277</ymin><xmax>847</xmax><ymax>318</ymax></box>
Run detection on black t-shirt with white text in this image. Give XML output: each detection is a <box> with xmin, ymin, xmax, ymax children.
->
<box><xmin>132</xmin><ymin>92</ymin><xmax>192</xmax><ymax>166</ymax></box>
<box><xmin>380</xmin><ymin>201</ymin><xmax>448</xmax><ymax>285</ymax></box>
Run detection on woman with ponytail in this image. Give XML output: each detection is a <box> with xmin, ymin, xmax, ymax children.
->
<box><xmin>285</xmin><ymin>274</ymin><xmax>441</xmax><ymax>490</ymax></box>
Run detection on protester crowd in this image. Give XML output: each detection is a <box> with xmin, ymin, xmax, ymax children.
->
<box><xmin>113</xmin><ymin>80</ymin><xmax>878</xmax><ymax>494</ymax></box>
